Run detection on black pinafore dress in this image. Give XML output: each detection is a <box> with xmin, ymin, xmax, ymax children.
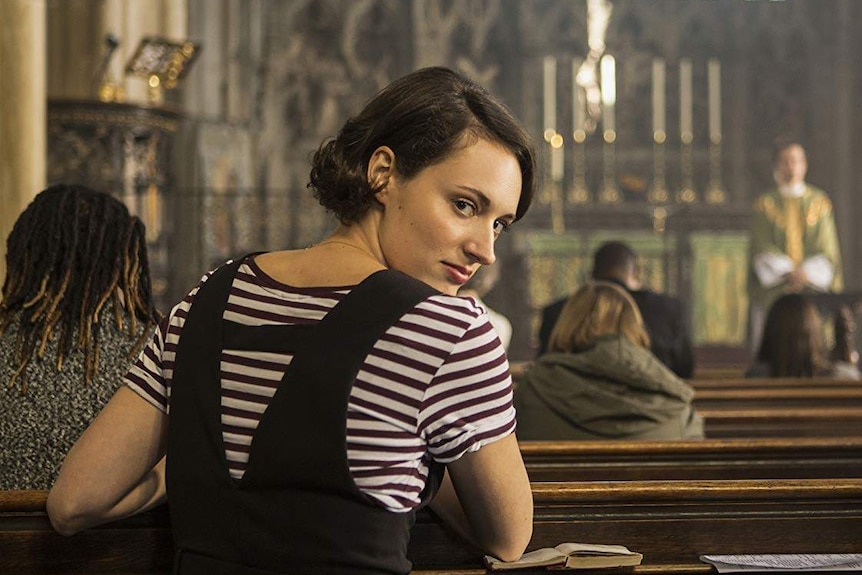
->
<box><xmin>166</xmin><ymin>258</ymin><xmax>443</xmax><ymax>575</ymax></box>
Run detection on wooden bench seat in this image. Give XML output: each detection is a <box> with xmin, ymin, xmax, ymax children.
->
<box><xmin>694</xmin><ymin>386</ymin><xmax>862</xmax><ymax>409</ymax></box>
<box><xmin>1</xmin><ymin>490</ymin><xmax>172</xmax><ymax>574</ymax></box>
<box><xmin>690</xmin><ymin>376</ymin><xmax>861</xmax><ymax>389</ymax></box>
<box><xmin>520</xmin><ymin>437</ymin><xmax>862</xmax><ymax>481</ymax></box>
<box><xmin>409</xmin><ymin>478</ymin><xmax>862</xmax><ymax>571</ymax></box>
<box><xmin>4</xmin><ymin>478</ymin><xmax>861</xmax><ymax>574</ymax></box>
<box><xmin>699</xmin><ymin>406</ymin><xmax>862</xmax><ymax>438</ymax></box>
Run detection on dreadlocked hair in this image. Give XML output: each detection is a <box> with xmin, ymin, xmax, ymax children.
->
<box><xmin>0</xmin><ymin>184</ymin><xmax>162</xmax><ymax>393</ymax></box>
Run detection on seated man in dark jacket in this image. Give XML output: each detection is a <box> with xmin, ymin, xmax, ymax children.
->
<box><xmin>537</xmin><ymin>241</ymin><xmax>695</xmax><ymax>378</ymax></box>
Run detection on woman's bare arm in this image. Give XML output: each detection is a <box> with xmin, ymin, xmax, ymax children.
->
<box><xmin>428</xmin><ymin>433</ymin><xmax>533</xmax><ymax>562</ymax></box>
<box><xmin>47</xmin><ymin>386</ymin><xmax>168</xmax><ymax>535</ymax></box>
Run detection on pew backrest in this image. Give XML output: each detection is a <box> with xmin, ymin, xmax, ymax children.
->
<box><xmin>409</xmin><ymin>478</ymin><xmax>862</xmax><ymax>569</ymax></box>
<box><xmin>690</xmin><ymin>376</ymin><xmax>862</xmax><ymax>389</ymax></box>
<box><xmin>520</xmin><ymin>437</ymin><xmax>862</xmax><ymax>481</ymax></box>
<box><xmin>699</xmin><ymin>406</ymin><xmax>862</xmax><ymax>438</ymax></box>
<box><xmin>4</xmin><ymin>478</ymin><xmax>861</xmax><ymax>574</ymax></box>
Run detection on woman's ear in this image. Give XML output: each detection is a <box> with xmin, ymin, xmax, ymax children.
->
<box><xmin>367</xmin><ymin>146</ymin><xmax>395</xmax><ymax>203</ymax></box>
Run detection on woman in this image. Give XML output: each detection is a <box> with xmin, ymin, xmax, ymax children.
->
<box><xmin>515</xmin><ymin>281</ymin><xmax>704</xmax><ymax>441</ymax></box>
<box><xmin>0</xmin><ymin>184</ymin><xmax>160</xmax><ymax>489</ymax></box>
<box><xmin>746</xmin><ymin>293</ymin><xmax>860</xmax><ymax>378</ymax></box>
<box><xmin>48</xmin><ymin>67</ymin><xmax>535</xmax><ymax>573</ymax></box>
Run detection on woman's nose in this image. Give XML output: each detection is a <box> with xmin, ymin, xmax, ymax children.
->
<box><xmin>467</xmin><ymin>227</ymin><xmax>496</xmax><ymax>265</ymax></box>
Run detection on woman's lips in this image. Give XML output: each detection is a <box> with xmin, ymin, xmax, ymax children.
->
<box><xmin>444</xmin><ymin>263</ymin><xmax>471</xmax><ymax>285</ymax></box>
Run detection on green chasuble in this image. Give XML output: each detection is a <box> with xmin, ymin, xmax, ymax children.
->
<box><xmin>748</xmin><ymin>184</ymin><xmax>844</xmax><ymax>311</ymax></box>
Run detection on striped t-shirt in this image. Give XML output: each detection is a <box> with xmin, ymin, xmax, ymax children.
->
<box><xmin>124</xmin><ymin>257</ymin><xmax>517</xmax><ymax>512</ymax></box>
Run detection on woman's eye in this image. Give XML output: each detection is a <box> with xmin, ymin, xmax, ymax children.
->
<box><xmin>493</xmin><ymin>219</ymin><xmax>510</xmax><ymax>236</ymax></box>
<box><xmin>454</xmin><ymin>199</ymin><xmax>476</xmax><ymax>216</ymax></box>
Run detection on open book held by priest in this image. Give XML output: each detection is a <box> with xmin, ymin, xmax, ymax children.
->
<box><xmin>485</xmin><ymin>542</ymin><xmax>643</xmax><ymax>571</ymax></box>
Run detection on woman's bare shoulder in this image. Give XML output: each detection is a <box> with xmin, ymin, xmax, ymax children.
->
<box><xmin>253</xmin><ymin>249</ymin><xmax>385</xmax><ymax>288</ymax></box>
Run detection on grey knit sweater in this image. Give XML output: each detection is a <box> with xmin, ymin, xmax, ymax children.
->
<box><xmin>0</xmin><ymin>310</ymin><xmax>154</xmax><ymax>489</ymax></box>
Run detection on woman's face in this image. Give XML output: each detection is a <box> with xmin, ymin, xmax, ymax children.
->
<box><xmin>373</xmin><ymin>137</ymin><xmax>522</xmax><ymax>295</ymax></box>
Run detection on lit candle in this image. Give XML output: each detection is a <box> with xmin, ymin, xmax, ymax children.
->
<box><xmin>652</xmin><ymin>58</ymin><xmax>666</xmax><ymax>141</ymax></box>
<box><xmin>600</xmin><ymin>54</ymin><xmax>616</xmax><ymax>136</ymax></box>
<box><xmin>572</xmin><ymin>58</ymin><xmax>586</xmax><ymax>141</ymax></box>
<box><xmin>708</xmin><ymin>58</ymin><xmax>722</xmax><ymax>143</ymax></box>
<box><xmin>543</xmin><ymin>56</ymin><xmax>557</xmax><ymax>141</ymax></box>
<box><xmin>679</xmin><ymin>58</ymin><xmax>692</xmax><ymax>142</ymax></box>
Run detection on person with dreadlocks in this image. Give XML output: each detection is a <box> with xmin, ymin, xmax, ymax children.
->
<box><xmin>0</xmin><ymin>184</ymin><xmax>160</xmax><ymax>489</ymax></box>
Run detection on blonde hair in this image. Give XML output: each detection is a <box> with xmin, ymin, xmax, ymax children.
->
<box><xmin>548</xmin><ymin>281</ymin><xmax>650</xmax><ymax>353</ymax></box>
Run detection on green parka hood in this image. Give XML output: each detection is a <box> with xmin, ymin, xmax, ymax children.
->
<box><xmin>515</xmin><ymin>336</ymin><xmax>704</xmax><ymax>440</ymax></box>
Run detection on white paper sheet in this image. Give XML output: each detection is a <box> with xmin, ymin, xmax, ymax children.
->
<box><xmin>700</xmin><ymin>554</ymin><xmax>862</xmax><ymax>572</ymax></box>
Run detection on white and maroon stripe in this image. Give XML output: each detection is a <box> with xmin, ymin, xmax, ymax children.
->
<box><xmin>124</xmin><ymin>261</ymin><xmax>515</xmax><ymax>512</ymax></box>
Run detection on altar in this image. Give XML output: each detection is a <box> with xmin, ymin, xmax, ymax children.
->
<box><xmin>514</xmin><ymin>202</ymin><xmax>751</xmax><ymax>357</ymax></box>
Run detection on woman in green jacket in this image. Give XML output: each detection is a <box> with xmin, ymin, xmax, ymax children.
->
<box><xmin>515</xmin><ymin>281</ymin><xmax>704</xmax><ymax>441</ymax></box>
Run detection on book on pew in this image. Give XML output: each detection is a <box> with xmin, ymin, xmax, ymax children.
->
<box><xmin>485</xmin><ymin>542</ymin><xmax>643</xmax><ymax>571</ymax></box>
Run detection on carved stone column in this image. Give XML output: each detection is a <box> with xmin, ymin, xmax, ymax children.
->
<box><xmin>0</xmin><ymin>0</ymin><xmax>46</xmax><ymax>285</ymax></box>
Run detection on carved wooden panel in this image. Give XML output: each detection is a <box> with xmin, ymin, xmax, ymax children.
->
<box><xmin>46</xmin><ymin>100</ymin><xmax>182</xmax><ymax>310</ymax></box>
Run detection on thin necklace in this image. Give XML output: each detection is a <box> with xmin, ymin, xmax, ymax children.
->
<box><xmin>316</xmin><ymin>239</ymin><xmax>374</xmax><ymax>257</ymax></box>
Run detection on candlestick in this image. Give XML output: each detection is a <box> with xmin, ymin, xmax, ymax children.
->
<box><xmin>550</xmin><ymin>134</ymin><xmax>564</xmax><ymax>182</ymax></box>
<box><xmin>543</xmin><ymin>56</ymin><xmax>557</xmax><ymax>142</ymax></box>
<box><xmin>708</xmin><ymin>58</ymin><xmax>722</xmax><ymax>143</ymax></box>
<box><xmin>549</xmin><ymin>132</ymin><xmax>565</xmax><ymax>232</ymax></box>
<box><xmin>652</xmin><ymin>206</ymin><xmax>668</xmax><ymax>234</ymax></box>
<box><xmin>648</xmin><ymin>141</ymin><xmax>669</xmax><ymax>204</ymax></box>
<box><xmin>679</xmin><ymin>58</ymin><xmax>693</xmax><ymax>143</ymax></box>
<box><xmin>570</xmin><ymin>57</ymin><xmax>589</xmax><ymax>204</ymax></box>
<box><xmin>568</xmin><ymin>141</ymin><xmax>590</xmax><ymax>204</ymax></box>
<box><xmin>551</xmin><ymin>186</ymin><xmax>565</xmax><ymax>234</ymax></box>
<box><xmin>705</xmin><ymin>141</ymin><xmax>726</xmax><ymax>204</ymax></box>
<box><xmin>572</xmin><ymin>58</ymin><xmax>586</xmax><ymax>142</ymax></box>
<box><xmin>598</xmin><ymin>54</ymin><xmax>618</xmax><ymax>202</ymax></box>
<box><xmin>652</xmin><ymin>58</ymin><xmax>666</xmax><ymax>143</ymax></box>
<box><xmin>677</xmin><ymin>141</ymin><xmax>697</xmax><ymax>204</ymax></box>
<box><xmin>598</xmin><ymin>139</ymin><xmax>620</xmax><ymax>203</ymax></box>
<box><xmin>600</xmin><ymin>54</ymin><xmax>616</xmax><ymax>138</ymax></box>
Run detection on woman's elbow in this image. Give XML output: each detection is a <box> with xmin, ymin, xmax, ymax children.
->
<box><xmin>46</xmin><ymin>487</ymin><xmax>92</xmax><ymax>536</ymax></box>
<box><xmin>488</xmin><ymin>522</ymin><xmax>533</xmax><ymax>562</ymax></box>
<box><xmin>46</xmin><ymin>498</ymin><xmax>77</xmax><ymax>536</ymax></box>
<box><xmin>485</xmin><ymin>502</ymin><xmax>534</xmax><ymax>562</ymax></box>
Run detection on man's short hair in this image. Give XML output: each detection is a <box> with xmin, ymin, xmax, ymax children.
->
<box><xmin>592</xmin><ymin>241</ymin><xmax>638</xmax><ymax>282</ymax></box>
<box><xmin>772</xmin><ymin>137</ymin><xmax>806</xmax><ymax>164</ymax></box>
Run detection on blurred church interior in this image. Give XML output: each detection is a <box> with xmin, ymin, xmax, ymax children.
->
<box><xmin>2</xmin><ymin>0</ymin><xmax>860</xmax><ymax>366</ymax></box>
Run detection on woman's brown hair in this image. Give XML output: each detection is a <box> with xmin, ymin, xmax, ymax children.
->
<box><xmin>548</xmin><ymin>281</ymin><xmax>650</xmax><ymax>353</ymax></box>
<box><xmin>309</xmin><ymin>66</ymin><xmax>536</xmax><ymax>224</ymax></box>
<box><xmin>756</xmin><ymin>293</ymin><xmax>827</xmax><ymax>377</ymax></box>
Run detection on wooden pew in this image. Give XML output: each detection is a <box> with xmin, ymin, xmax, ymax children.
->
<box><xmin>694</xmin><ymin>386</ymin><xmax>862</xmax><ymax>409</ymax></box>
<box><xmin>0</xmin><ymin>490</ymin><xmax>172</xmax><ymax>574</ymax></box>
<box><xmin>699</xmin><ymin>406</ymin><xmax>862</xmax><ymax>438</ymax></box>
<box><xmin>519</xmin><ymin>437</ymin><xmax>862</xmax><ymax>481</ymax></box>
<box><xmin>409</xmin><ymin>479</ymin><xmax>862</xmax><ymax>571</ymax></box>
<box><xmin>4</xmin><ymin>480</ymin><xmax>862</xmax><ymax>574</ymax></box>
<box><xmin>691</xmin><ymin>367</ymin><xmax>745</xmax><ymax>379</ymax></box>
<box><xmin>685</xmin><ymin>377</ymin><xmax>862</xmax><ymax>437</ymax></box>
<box><xmin>690</xmin><ymin>376</ymin><xmax>862</xmax><ymax>390</ymax></box>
